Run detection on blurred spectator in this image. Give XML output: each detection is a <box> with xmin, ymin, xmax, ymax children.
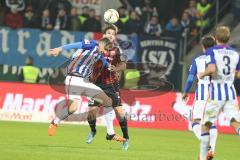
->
<box><xmin>165</xmin><ymin>17</ymin><xmax>182</xmax><ymax>36</ymax></box>
<box><xmin>185</xmin><ymin>0</ymin><xmax>198</xmax><ymax>22</ymax></box>
<box><xmin>138</xmin><ymin>0</ymin><xmax>158</xmax><ymax>23</ymax></box>
<box><xmin>24</xmin><ymin>0</ymin><xmax>41</xmax><ymax>12</ymax></box>
<box><xmin>180</xmin><ymin>12</ymin><xmax>197</xmax><ymax>38</ymax></box>
<box><xmin>23</xmin><ymin>5</ymin><xmax>36</xmax><ymax>28</ymax></box>
<box><xmin>5</xmin><ymin>0</ymin><xmax>25</xmax><ymax>11</ymax></box>
<box><xmin>19</xmin><ymin>56</ymin><xmax>40</xmax><ymax>83</ymax></box>
<box><xmin>145</xmin><ymin>16</ymin><xmax>162</xmax><ymax>37</ymax></box>
<box><xmin>79</xmin><ymin>6</ymin><xmax>89</xmax><ymax>25</ymax></box>
<box><xmin>54</xmin><ymin>8</ymin><xmax>69</xmax><ymax>30</ymax></box>
<box><xmin>196</xmin><ymin>0</ymin><xmax>211</xmax><ymax>28</ymax></box>
<box><xmin>39</xmin><ymin>9</ymin><xmax>53</xmax><ymax>30</ymax></box>
<box><xmin>116</xmin><ymin>6</ymin><xmax>129</xmax><ymax>33</ymax></box>
<box><xmin>124</xmin><ymin>10</ymin><xmax>143</xmax><ymax>35</ymax></box>
<box><xmin>47</xmin><ymin>0</ymin><xmax>72</xmax><ymax>20</ymax></box>
<box><xmin>4</xmin><ymin>8</ymin><xmax>23</xmax><ymax>29</ymax></box>
<box><xmin>0</xmin><ymin>3</ymin><xmax>6</xmax><ymax>26</ymax></box>
<box><xmin>126</xmin><ymin>0</ymin><xmax>144</xmax><ymax>9</ymax></box>
<box><xmin>69</xmin><ymin>7</ymin><xmax>81</xmax><ymax>31</ymax></box>
<box><xmin>232</xmin><ymin>0</ymin><xmax>240</xmax><ymax>23</ymax></box>
<box><xmin>180</xmin><ymin>12</ymin><xmax>191</xmax><ymax>31</ymax></box>
<box><xmin>82</xmin><ymin>9</ymin><xmax>101</xmax><ymax>32</ymax></box>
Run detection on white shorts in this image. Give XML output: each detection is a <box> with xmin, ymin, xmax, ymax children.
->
<box><xmin>65</xmin><ymin>75</ymin><xmax>103</xmax><ymax>100</ymax></box>
<box><xmin>202</xmin><ymin>99</ymin><xmax>240</xmax><ymax>124</ymax></box>
<box><xmin>192</xmin><ymin>100</ymin><xmax>207</xmax><ymax>120</ymax></box>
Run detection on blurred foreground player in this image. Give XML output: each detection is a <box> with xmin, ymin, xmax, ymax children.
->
<box><xmin>47</xmin><ymin>38</ymin><xmax>114</xmax><ymax>136</ymax></box>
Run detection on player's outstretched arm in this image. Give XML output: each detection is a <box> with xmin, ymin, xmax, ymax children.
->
<box><xmin>48</xmin><ymin>40</ymin><xmax>96</xmax><ymax>57</ymax></box>
<box><xmin>182</xmin><ymin>74</ymin><xmax>195</xmax><ymax>101</ymax></box>
<box><xmin>182</xmin><ymin>59</ymin><xmax>197</xmax><ymax>101</ymax></box>
<box><xmin>48</xmin><ymin>47</ymin><xmax>62</xmax><ymax>57</ymax></box>
<box><xmin>48</xmin><ymin>42</ymin><xmax>82</xmax><ymax>57</ymax></box>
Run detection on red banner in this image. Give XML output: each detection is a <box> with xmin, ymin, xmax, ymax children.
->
<box><xmin>0</xmin><ymin>82</ymin><xmax>237</xmax><ymax>134</ymax></box>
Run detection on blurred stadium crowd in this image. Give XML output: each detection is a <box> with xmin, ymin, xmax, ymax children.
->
<box><xmin>0</xmin><ymin>0</ymin><xmax>216</xmax><ymax>38</ymax></box>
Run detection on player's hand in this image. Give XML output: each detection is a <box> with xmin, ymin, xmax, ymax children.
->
<box><xmin>48</xmin><ymin>47</ymin><xmax>62</xmax><ymax>56</ymax></box>
<box><xmin>197</xmin><ymin>72</ymin><xmax>204</xmax><ymax>79</ymax></box>
<box><xmin>182</xmin><ymin>93</ymin><xmax>188</xmax><ymax>101</ymax></box>
<box><xmin>108</xmin><ymin>65</ymin><xmax>117</xmax><ymax>72</ymax></box>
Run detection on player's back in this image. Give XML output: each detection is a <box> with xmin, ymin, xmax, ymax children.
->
<box><xmin>67</xmin><ymin>41</ymin><xmax>99</xmax><ymax>78</ymax></box>
<box><xmin>193</xmin><ymin>54</ymin><xmax>211</xmax><ymax>100</ymax></box>
<box><xmin>206</xmin><ymin>45</ymin><xmax>239</xmax><ymax>100</ymax></box>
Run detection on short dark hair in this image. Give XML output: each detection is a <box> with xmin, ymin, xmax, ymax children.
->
<box><xmin>201</xmin><ymin>35</ymin><xmax>215</xmax><ymax>49</ymax></box>
<box><xmin>103</xmin><ymin>24</ymin><xmax>118</xmax><ymax>34</ymax></box>
<box><xmin>26</xmin><ymin>56</ymin><xmax>33</xmax><ymax>62</ymax></box>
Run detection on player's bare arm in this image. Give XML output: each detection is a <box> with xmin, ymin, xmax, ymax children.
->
<box><xmin>48</xmin><ymin>47</ymin><xmax>62</xmax><ymax>56</ymax></box>
<box><xmin>48</xmin><ymin>41</ymin><xmax>91</xmax><ymax>57</ymax></box>
<box><xmin>235</xmin><ymin>71</ymin><xmax>240</xmax><ymax>79</ymax></box>
<box><xmin>198</xmin><ymin>64</ymin><xmax>216</xmax><ymax>79</ymax></box>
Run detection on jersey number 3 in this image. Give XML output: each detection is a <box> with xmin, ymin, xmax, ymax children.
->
<box><xmin>223</xmin><ymin>56</ymin><xmax>230</xmax><ymax>75</ymax></box>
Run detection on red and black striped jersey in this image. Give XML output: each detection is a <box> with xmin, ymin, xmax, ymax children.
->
<box><xmin>92</xmin><ymin>47</ymin><xmax>122</xmax><ymax>84</ymax></box>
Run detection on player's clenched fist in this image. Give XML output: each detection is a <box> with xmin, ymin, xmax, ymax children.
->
<box><xmin>48</xmin><ymin>47</ymin><xmax>62</xmax><ymax>56</ymax></box>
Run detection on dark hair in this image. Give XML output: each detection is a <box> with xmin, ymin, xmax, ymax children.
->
<box><xmin>25</xmin><ymin>56</ymin><xmax>34</xmax><ymax>65</ymax></box>
<box><xmin>26</xmin><ymin>56</ymin><xmax>33</xmax><ymax>61</ymax></box>
<box><xmin>82</xmin><ymin>6</ymin><xmax>89</xmax><ymax>9</ymax></box>
<box><xmin>151</xmin><ymin>15</ymin><xmax>159</xmax><ymax>19</ymax></box>
<box><xmin>103</xmin><ymin>24</ymin><xmax>118</xmax><ymax>34</ymax></box>
<box><xmin>89</xmin><ymin>8</ymin><xmax>95</xmax><ymax>12</ymax></box>
<box><xmin>201</xmin><ymin>35</ymin><xmax>215</xmax><ymax>49</ymax></box>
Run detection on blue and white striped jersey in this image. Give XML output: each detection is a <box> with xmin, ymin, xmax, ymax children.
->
<box><xmin>206</xmin><ymin>45</ymin><xmax>240</xmax><ymax>100</ymax></box>
<box><xmin>189</xmin><ymin>54</ymin><xmax>211</xmax><ymax>100</ymax></box>
<box><xmin>62</xmin><ymin>40</ymin><xmax>100</xmax><ymax>78</ymax></box>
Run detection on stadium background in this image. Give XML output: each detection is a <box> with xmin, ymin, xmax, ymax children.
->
<box><xmin>0</xmin><ymin>0</ymin><xmax>240</xmax><ymax>159</ymax></box>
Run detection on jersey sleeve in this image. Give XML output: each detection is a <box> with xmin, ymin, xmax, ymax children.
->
<box><xmin>189</xmin><ymin>59</ymin><xmax>197</xmax><ymax>75</ymax></box>
<box><xmin>62</xmin><ymin>42</ymin><xmax>83</xmax><ymax>51</ymax></box>
<box><xmin>82</xmin><ymin>40</ymin><xmax>98</xmax><ymax>49</ymax></box>
<box><xmin>99</xmin><ymin>53</ymin><xmax>109</xmax><ymax>68</ymax></box>
<box><xmin>62</xmin><ymin>40</ymin><xmax>97</xmax><ymax>51</ymax></box>
<box><xmin>205</xmin><ymin>48</ymin><xmax>216</xmax><ymax>65</ymax></box>
<box><xmin>184</xmin><ymin>59</ymin><xmax>197</xmax><ymax>93</ymax></box>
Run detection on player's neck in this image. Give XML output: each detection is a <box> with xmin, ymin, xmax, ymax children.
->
<box><xmin>216</xmin><ymin>42</ymin><xmax>228</xmax><ymax>46</ymax></box>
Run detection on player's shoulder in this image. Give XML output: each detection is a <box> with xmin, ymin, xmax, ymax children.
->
<box><xmin>82</xmin><ymin>39</ymin><xmax>97</xmax><ymax>45</ymax></box>
<box><xmin>210</xmin><ymin>45</ymin><xmax>236</xmax><ymax>52</ymax></box>
<box><xmin>205</xmin><ymin>46</ymin><xmax>215</xmax><ymax>54</ymax></box>
<box><xmin>192</xmin><ymin>53</ymin><xmax>206</xmax><ymax>62</ymax></box>
<box><xmin>81</xmin><ymin>39</ymin><xmax>98</xmax><ymax>49</ymax></box>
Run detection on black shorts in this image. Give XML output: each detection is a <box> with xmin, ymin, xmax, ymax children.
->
<box><xmin>88</xmin><ymin>82</ymin><xmax>122</xmax><ymax>107</ymax></box>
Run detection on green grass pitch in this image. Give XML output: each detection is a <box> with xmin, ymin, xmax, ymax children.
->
<box><xmin>0</xmin><ymin>121</ymin><xmax>239</xmax><ymax>160</ymax></box>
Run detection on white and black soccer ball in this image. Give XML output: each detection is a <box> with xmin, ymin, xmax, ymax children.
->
<box><xmin>104</xmin><ymin>9</ymin><xmax>119</xmax><ymax>24</ymax></box>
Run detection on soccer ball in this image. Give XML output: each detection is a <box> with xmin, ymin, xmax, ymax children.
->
<box><xmin>104</xmin><ymin>9</ymin><xmax>119</xmax><ymax>24</ymax></box>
